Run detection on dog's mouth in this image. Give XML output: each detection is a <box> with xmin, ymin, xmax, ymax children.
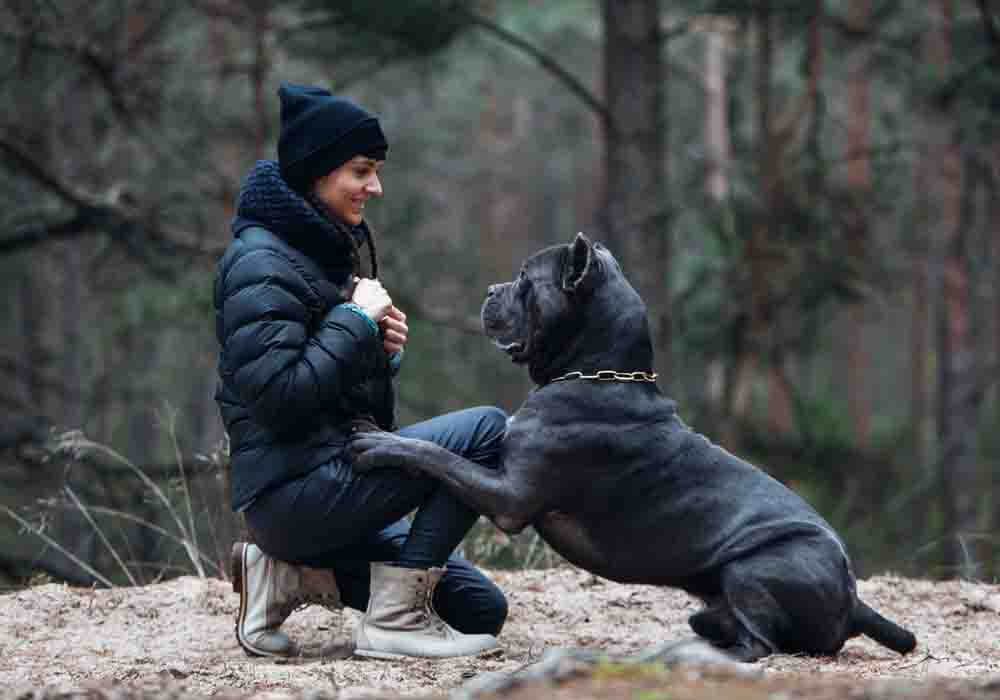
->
<box><xmin>492</xmin><ymin>339</ymin><xmax>528</xmax><ymax>363</ymax></box>
<box><xmin>483</xmin><ymin>308</ymin><xmax>529</xmax><ymax>363</ymax></box>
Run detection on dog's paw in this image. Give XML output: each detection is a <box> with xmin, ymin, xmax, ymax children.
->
<box><xmin>348</xmin><ymin>431</ymin><xmax>424</xmax><ymax>476</ymax></box>
<box><xmin>347</xmin><ymin>432</ymin><xmax>392</xmax><ymax>471</ymax></box>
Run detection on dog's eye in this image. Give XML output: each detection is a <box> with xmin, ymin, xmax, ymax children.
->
<box><xmin>515</xmin><ymin>271</ymin><xmax>531</xmax><ymax>296</ymax></box>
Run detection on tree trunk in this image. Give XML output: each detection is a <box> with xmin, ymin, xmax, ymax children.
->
<box><xmin>476</xmin><ymin>69</ymin><xmax>531</xmax><ymax>411</ymax></box>
<box><xmin>753</xmin><ymin>1</ymin><xmax>794</xmax><ymax>434</ymax></box>
<box><xmin>925</xmin><ymin>0</ymin><xmax>978</xmax><ymax>575</ymax></box>
<box><xmin>252</xmin><ymin>5</ymin><xmax>270</xmax><ymax>160</ymax></box>
<box><xmin>16</xmin><ymin>264</ymin><xmax>46</xmax><ymax>418</ymax></box>
<box><xmin>571</xmin><ymin>110</ymin><xmax>604</xmax><ymax>234</ymax></box>
<box><xmin>601</xmin><ymin>0</ymin><xmax>670</xmax><ymax>380</ymax></box>
<box><xmin>704</xmin><ymin>24</ymin><xmax>730</xmax><ymax>203</ymax></box>
<box><xmin>53</xmin><ymin>78</ymin><xmax>94</xmax><ymax>433</ymax></box>
<box><xmin>937</xmin><ymin>157</ymin><xmax>977</xmax><ymax>576</ymax></box>
<box><xmin>844</xmin><ymin>0</ymin><xmax>872</xmax><ymax>446</ymax></box>
<box><xmin>703</xmin><ymin>20</ymin><xmax>735</xmax><ymax>440</ymax></box>
<box><xmin>124</xmin><ymin>327</ymin><xmax>160</xmax><ymax>465</ymax></box>
<box><xmin>56</xmin><ymin>243</ymin><xmax>85</xmax><ymax>430</ymax></box>
<box><xmin>991</xmin><ymin>144</ymin><xmax>1000</xmax><ymax>556</ymax></box>
<box><xmin>910</xmin><ymin>254</ymin><xmax>930</xmax><ymax>462</ymax></box>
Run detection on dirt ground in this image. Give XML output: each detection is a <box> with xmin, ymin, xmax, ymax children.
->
<box><xmin>1</xmin><ymin>567</ymin><xmax>998</xmax><ymax>699</ymax></box>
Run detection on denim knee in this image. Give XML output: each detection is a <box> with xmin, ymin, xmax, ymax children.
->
<box><xmin>467</xmin><ymin>405</ymin><xmax>508</xmax><ymax>429</ymax></box>
<box><xmin>454</xmin><ymin>577</ymin><xmax>508</xmax><ymax>636</ymax></box>
<box><xmin>484</xmin><ymin>585</ymin><xmax>509</xmax><ymax>635</ymax></box>
<box><xmin>468</xmin><ymin>406</ymin><xmax>508</xmax><ymax>462</ymax></box>
<box><xmin>432</xmin><ymin>558</ymin><xmax>510</xmax><ymax>635</ymax></box>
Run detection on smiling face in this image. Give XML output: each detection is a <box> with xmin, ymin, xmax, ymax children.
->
<box><xmin>313</xmin><ymin>156</ymin><xmax>384</xmax><ymax>226</ymax></box>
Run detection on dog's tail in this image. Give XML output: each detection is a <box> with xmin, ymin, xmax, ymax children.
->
<box><xmin>851</xmin><ymin>599</ymin><xmax>917</xmax><ymax>654</ymax></box>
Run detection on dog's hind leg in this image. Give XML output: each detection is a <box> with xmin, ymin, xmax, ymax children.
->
<box><xmin>689</xmin><ymin>605</ymin><xmax>772</xmax><ymax>662</ymax></box>
<box><xmin>720</xmin><ymin>638</ymin><xmax>771</xmax><ymax>662</ymax></box>
<box><xmin>717</xmin><ymin>535</ymin><xmax>855</xmax><ymax>657</ymax></box>
<box><xmin>689</xmin><ymin>606</ymin><xmax>740</xmax><ymax>645</ymax></box>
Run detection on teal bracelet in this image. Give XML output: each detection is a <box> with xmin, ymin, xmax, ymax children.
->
<box><xmin>341</xmin><ymin>302</ymin><xmax>379</xmax><ymax>335</ymax></box>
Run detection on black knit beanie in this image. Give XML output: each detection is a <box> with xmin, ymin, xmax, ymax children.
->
<box><xmin>277</xmin><ymin>82</ymin><xmax>388</xmax><ymax>193</ymax></box>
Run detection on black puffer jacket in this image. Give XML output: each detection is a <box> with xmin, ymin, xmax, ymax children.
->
<box><xmin>214</xmin><ymin>160</ymin><xmax>396</xmax><ymax>511</ymax></box>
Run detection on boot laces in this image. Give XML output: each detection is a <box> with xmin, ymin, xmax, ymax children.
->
<box><xmin>415</xmin><ymin>587</ymin><xmax>448</xmax><ymax>634</ymax></box>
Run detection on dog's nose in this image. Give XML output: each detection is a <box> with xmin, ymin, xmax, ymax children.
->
<box><xmin>487</xmin><ymin>284</ymin><xmax>500</xmax><ymax>296</ymax></box>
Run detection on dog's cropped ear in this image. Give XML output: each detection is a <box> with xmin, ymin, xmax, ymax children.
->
<box><xmin>562</xmin><ymin>232</ymin><xmax>594</xmax><ymax>294</ymax></box>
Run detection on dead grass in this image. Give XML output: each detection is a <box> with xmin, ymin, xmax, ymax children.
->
<box><xmin>0</xmin><ymin>567</ymin><xmax>998</xmax><ymax>699</ymax></box>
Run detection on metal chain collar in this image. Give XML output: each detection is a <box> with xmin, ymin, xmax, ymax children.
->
<box><xmin>548</xmin><ymin>370</ymin><xmax>659</xmax><ymax>383</ymax></box>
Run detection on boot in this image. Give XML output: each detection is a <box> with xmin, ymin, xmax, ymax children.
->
<box><xmin>354</xmin><ymin>562</ymin><xmax>499</xmax><ymax>659</ymax></box>
<box><xmin>231</xmin><ymin>542</ymin><xmax>341</xmax><ymax>657</ymax></box>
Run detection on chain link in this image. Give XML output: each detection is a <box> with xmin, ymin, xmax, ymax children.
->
<box><xmin>549</xmin><ymin>370</ymin><xmax>658</xmax><ymax>383</ymax></box>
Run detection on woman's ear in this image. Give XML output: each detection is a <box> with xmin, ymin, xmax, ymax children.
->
<box><xmin>562</xmin><ymin>232</ymin><xmax>594</xmax><ymax>294</ymax></box>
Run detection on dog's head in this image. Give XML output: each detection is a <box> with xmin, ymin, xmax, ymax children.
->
<box><xmin>481</xmin><ymin>233</ymin><xmax>653</xmax><ymax>385</ymax></box>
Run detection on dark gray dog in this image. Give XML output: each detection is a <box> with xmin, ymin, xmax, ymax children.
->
<box><xmin>349</xmin><ymin>233</ymin><xmax>917</xmax><ymax>661</ymax></box>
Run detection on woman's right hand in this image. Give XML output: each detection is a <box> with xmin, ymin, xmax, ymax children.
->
<box><xmin>351</xmin><ymin>277</ymin><xmax>393</xmax><ymax>323</ymax></box>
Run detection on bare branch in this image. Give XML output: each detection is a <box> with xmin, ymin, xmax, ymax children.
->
<box><xmin>1</xmin><ymin>505</ymin><xmax>115</xmax><ymax>587</ymax></box>
<box><xmin>0</xmin><ymin>551</ymin><xmax>104</xmax><ymax>587</ymax></box>
<box><xmin>0</xmin><ymin>213</ymin><xmax>94</xmax><ymax>254</ymax></box>
<box><xmin>0</xmin><ymin>416</ymin><xmax>49</xmax><ymax>451</ymax></box>
<box><xmin>458</xmin><ymin>9</ymin><xmax>611</xmax><ymax>127</ymax></box>
<box><xmin>0</xmin><ymin>136</ymin><xmax>94</xmax><ymax>209</ymax></box>
<box><xmin>0</xmin><ymin>134</ymin><xmax>223</xmax><ymax>267</ymax></box>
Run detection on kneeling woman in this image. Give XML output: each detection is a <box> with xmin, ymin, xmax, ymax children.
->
<box><xmin>214</xmin><ymin>83</ymin><xmax>508</xmax><ymax>659</ymax></box>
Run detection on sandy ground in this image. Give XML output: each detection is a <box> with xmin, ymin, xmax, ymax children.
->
<box><xmin>1</xmin><ymin>568</ymin><xmax>999</xmax><ymax>699</ymax></box>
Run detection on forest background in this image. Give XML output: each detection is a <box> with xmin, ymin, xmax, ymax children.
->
<box><xmin>1</xmin><ymin>0</ymin><xmax>998</xmax><ymax>589</ymax></box>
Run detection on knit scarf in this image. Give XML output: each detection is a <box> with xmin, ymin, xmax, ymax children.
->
<box><xmin>234</xmin><ymin>159</ymin><xmax>376</xmax><ymax>284</ymax></box>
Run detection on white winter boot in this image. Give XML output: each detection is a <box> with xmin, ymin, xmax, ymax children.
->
<box><xmin>232</xmin><ymin>542</ymin><xmax>341</xmax><ymax>657</ymax></box>
<box><xmin>354</xmin><ymin>562</ymin><xmax>499</xmax><ymax>659</ymax></box>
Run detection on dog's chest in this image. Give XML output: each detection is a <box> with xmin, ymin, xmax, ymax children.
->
<box><xmin>534</xmin><ymin>510</ymin><xmax>612</xmax><ymax>574</ymax></box>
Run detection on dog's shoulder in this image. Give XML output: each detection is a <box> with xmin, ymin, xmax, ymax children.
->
<box><xmin>507</xmin><ymin>382</ymin><xmax>677</xmax><ymax>454</ymax></box>
<box><xmin>504</xmin><ymin>404</ymin><xmax>547</xmax><ymax>450</ymax></box>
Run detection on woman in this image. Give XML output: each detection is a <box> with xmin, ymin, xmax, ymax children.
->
<box><xmin>214</xmin><ymin>83</ymin><xmax>508</xmax><ymax>659</ymax></box>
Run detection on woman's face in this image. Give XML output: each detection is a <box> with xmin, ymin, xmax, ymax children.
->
<box><xmin>314</xmin><ymin>156</ymin><xmax>384</xmax><ymax>226</ymax></box>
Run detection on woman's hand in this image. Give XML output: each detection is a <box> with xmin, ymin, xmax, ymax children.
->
<box><xmin>351</xmin><ymin>277</ymin><xmax>393</xmax><ymax>323</ymax></box>
<box><xmin>380</xmin><ymin>306</ymin><xmax>408</xmax><ymax>355</ymax></box>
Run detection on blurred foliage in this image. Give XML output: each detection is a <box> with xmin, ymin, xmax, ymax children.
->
<box><xmin>0</xmin><ymin>0</ymin><xmax>999</xmax><ymax>586</ymax></box>
<box><xmin>288</xmin><ymin>0</ymin><xmax>475</xmax><ymax>63</ymax></box>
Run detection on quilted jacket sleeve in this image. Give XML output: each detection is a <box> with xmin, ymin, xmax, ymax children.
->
<box><xmin>216</xmin><ymin>245</ymin><xmax>378</xmax><ymax>433</ymax></box>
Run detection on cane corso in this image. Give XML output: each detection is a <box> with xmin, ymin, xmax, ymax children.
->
<box><xmin>349</xmin><ymin>233</ymin><xmax>917</xmax><ymax>661</ymax></box>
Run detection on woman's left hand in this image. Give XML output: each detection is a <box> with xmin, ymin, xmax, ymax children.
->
<box><xmin>380</xmin><ymin>305</ymin><xmax>408</xmax><ymax>354</ymax></box>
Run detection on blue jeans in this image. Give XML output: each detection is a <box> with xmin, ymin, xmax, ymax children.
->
<box><xmin>244</xmin><ymin>406</ymin><xmax>508</xmax><ymax>635</ymax></box>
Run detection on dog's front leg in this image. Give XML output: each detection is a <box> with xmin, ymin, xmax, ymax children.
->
<box><xmin>349</xmin><ymin>431</ymin><xmax>543</xmax><ymax>534</ymax></box>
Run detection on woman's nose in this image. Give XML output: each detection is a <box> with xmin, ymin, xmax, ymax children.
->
<box><xmin>366</xmin><ymin>175</ymin><xmax>383</xmax><ymax>196</ymax></box>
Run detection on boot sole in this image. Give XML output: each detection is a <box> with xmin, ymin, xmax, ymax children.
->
<box><xmin>231</xmin><ymin>542</ymin><xmax>293</xmax><ymax>659</ymax></box>
<box><xmin>353</xmin><ymin>645</ymin><xmax>501</xmax><ymax>660</ymax></box>
<box><xmin>353</xmin><ymin>648</ymin><xmax>409</xmax><ymax>660</ymax></box>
